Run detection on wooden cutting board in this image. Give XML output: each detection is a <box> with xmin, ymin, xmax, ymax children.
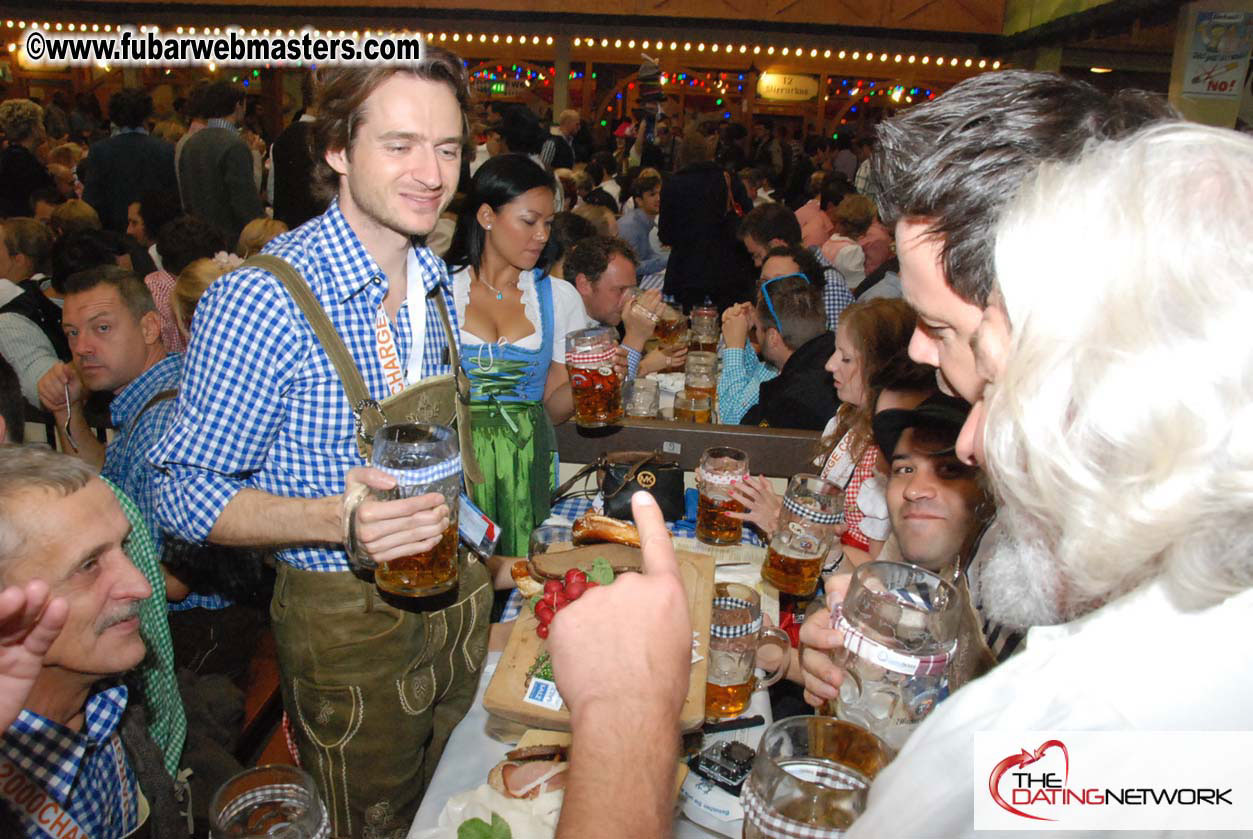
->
<box><xmin>483</xmin><ymin>545</ymin><xmax>715</xmax><ymax>733</ymax></box>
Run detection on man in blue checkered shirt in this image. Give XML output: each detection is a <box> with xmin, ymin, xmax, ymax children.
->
<box><xmin>151</xmin><ymin>50</ymin><xmax>492</xmax><ymax>838</ymax></box>
<box><xmin>0</xmin><ymin>447</ymin><xmax>182</xmax><ymax>838</ymax></box>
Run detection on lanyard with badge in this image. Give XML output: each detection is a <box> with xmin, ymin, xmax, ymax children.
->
<box><xmin>0</xmin><ymin>733</ymin><xmax>137</xmax><ymax>839</ymax></box>
<box><xmin>371</xmin><ymin>253</ymin><xmax>500</xmax><ymax>557</ymax></box>
<box><xmin>373</xmin><ymin>249</ymin><xmax>428</xmax><ymax>395</ymax></box>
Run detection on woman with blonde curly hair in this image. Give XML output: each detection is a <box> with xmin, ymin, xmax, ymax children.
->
<box><xmin>0</xmin><ymin>99</ymin><xmax>54</xmax><ymax>218</ymax></box>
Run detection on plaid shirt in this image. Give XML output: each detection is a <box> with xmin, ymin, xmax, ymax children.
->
<box><xmin>151</xmin><ymin>199</ymin><xmax>458</xmax><ymax>573</ymax></box>
<box><xmin>102</xmin><ymin>354</ymin><xmax>225</xmax><ymax>615</ymax></box>
<box><xmin>102</xmin><ymin>480</ymin><xmax>186</xmax><ymax>776</ymax></box>
<box><xmin>716</xmin><ymin>346</ymin><xmax>779</xmax><ymax>425</ymax></box>
<box><xmin>812</xmin><ymin>246</ymin><xmax>855</xmax><ymax>333</ymax></box>
<box><xmin>1</xmin><ymin>684</ymin><xmax>140</xmax><ymax>838</ymax></box>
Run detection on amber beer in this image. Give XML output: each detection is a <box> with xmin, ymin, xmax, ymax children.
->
<box><xmin>565</xmin><ymin>326</ymin><xmax>623</xmax><ymax>428</ymax></box>
<box><xmin>696</xmin><ymin>446</ymin><xmax>749</xmax><ymax>546</ymax></box>
<box><xmin>704</xmin><ymin>678</ymin><xmax>754</xmax><ymax>719</ymax></box>
<box><xmin>654</xmin><ymin>316</ymin><xmax>686</xmax><ymax>347</ymax></box>
<box><xmin>568</xmin><ymin>366</ymin><xmax>623</xmax><ymax>426</ymax></box>
<box><xmin>684</xmin><ymin>384</ymin><xmax>716</xmax><ymax>402</ymax></box>
<box><xmin>762</xmin><ymin>544</ymin><xmax>825</xmax><ymax>596</ymax></box>
<box><xmin>696</xmin><ymin>494</ymin><xmax>744</xmax><ymax>545</ymax></box>
<box><xmin>362</xmin><ymin>422</ymin><xmax>462</xmax><ymax>598</ymax></box>
<box><xmin>675</xmin><ymin>406</ymin><xmax>712</xmax><ymax>423</ymax></box>
<box><xmin>688</xmin><ymin>335</ymin><xmax>718</xmax><ymax>353</ymax></box>
<box><xmin>375</xmin><ymin>516</ymin><xmax>460</xmax><ymax>597</ymax></box>
<box><xmin>705</xmin><ymin>582</ymin><xmax>790</xmax><ymax>722</ymax></box>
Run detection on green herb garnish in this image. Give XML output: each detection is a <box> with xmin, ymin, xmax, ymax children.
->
<box><xmin>585</xmin><ymin>556</ymin><xmax>615</xmax><ymax>586</ymax></box>
<box><xmin>457</xmin><ymin>812</ymin><xmax>512</xmax><ymax>839</ymax></box>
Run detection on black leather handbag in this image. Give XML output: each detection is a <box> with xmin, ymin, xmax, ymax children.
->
<box><xmin>552</xmin><ymin>450</ymin><xmax>685</xmax><ymax>521</ymax></box>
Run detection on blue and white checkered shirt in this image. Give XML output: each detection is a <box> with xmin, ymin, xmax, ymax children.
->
<box><xmin>1</xmin><ymin>684</ymin><xmax>140</xmax><ymax>838</ymax></box>
<box><xmin>150</xmin><ymin>199</ymin><xmax>458</xmax><ymax>573</ymax></box>
<box><xmin>716</xmin><ymin>347</ymin><xmax>779</xmax><ymax>425</ymax></box>
<box><xmin>104</xmin><ymin>355</ymin><xmax>183</xmax><ymax>556</ymax></box>
<box><xmin>102</xmin><ymin>354</ymin><xmax>225</xmax><ymax>612</ymax></box>
<box><xmin>811</xmin><ymin>246</ymin><xmax>855</xmax><ymax>333</ymax></box>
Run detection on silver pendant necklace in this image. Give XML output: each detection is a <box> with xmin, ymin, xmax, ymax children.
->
<box><xmin>473</xmin><ymin>267</ymin><xmax>506</xmax><ymax>301</ymax></box>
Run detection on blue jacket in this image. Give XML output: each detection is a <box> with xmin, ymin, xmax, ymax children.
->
<box><xmin>617</xmin><ymin>207</ymin><xmax>669</xmax><ymax>277</ymax></box>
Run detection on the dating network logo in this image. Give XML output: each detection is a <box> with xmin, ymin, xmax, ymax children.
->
<box><xmin>975</xmin><ymin>732</ymin><xmax>1253</xmax><ymax>831</ymax></box>
<box><xmin>988</xmin><ymin>739</ymin><xmax>1070</xmax><ymax>821</ymax></box>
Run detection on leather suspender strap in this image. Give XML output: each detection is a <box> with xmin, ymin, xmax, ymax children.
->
<box><xmin>137</xmin><ymin>389</ymin><xmax>178</xmax><ymax>422</ymax></box>
<box><xmin>241</xmin><ymin>254</ymin><xmax>472</xmax><ymax>465</ymax></box>
<box><xmin>244</xmin><ymin>254</ymin><xmax>383</xmax><ymax>431</ymax></box>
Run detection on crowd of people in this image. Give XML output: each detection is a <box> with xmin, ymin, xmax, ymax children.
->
<box><xmin>0</xmin><ymin>43</ymin><xmax>1249</xmax><ymax>839</ymax></box>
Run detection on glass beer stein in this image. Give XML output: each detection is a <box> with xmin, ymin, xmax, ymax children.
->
<box><xmin>684</xmin><ymin>368</ymin><xmax>717</xmax><ymax>404</ymax></box>
<box><xmin>623</xmin><ymin>378</ymin><xmax>660</xmax><ymax>419</ymax></box>
<box><xmin>762</xmin><ymin>474</ymin><xmax>844</xmax><ymax>596</ymax></box>
<box><xmin>674</xmin><ymin>392</ymin><xmax>712</xmax><ymax>423</ymax></box>
<box><xmin>690</xmin><ymin>303</ymin><xmax>719</xmax><ymax>334</ymax></box>
<box><xmin>740</xmin><ymin>716</ymin><xmax>894</xmax><ymax>839</ymax></box>
<box><xmin>705</xmin><ymin>583</ymin><xmax>790</xmax><ymax>720</ymax></box>
<box><xmin>365</xmin><ymin>423</ymin><xmax>462</xmax><ymax>598</ymax></box>
<box><xmin>654</xmin><ymin>304</ymin><xmax>689</xmax><ymax>351</ymax></box>
<box><xmin>824</xmin><ymin>562</ymin><xmax>961</xmax><ymax>749</ymax></box>
<box><xmin>565</xmin><ymin>326</ymin><xmax>623</xmax><ymax>428</ymax></box>
<box><xmin>688</xmin><ymin>329</ymin><xmax>719</xmax><ymax>354</ymax></box>
<box><xmin>210</xmin><ymin>765</ymin><xmax>330</xmax><ymax>839</ymax></box>
<box><xmin>695</xmin><ymin>446</ymin><xmax>748</xmax><ymax>545</ymax></box>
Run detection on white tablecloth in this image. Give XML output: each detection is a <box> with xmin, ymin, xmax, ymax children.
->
<box><xmin>408</xmin><ymin>652</ymin><xmax>773</xmax><ymax>838</ymax></box>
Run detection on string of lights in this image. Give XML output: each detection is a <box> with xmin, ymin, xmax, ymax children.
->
<box><xmin>3</xmin><ymin>19</ymin><xmax>1001</xmax><ymax>72</ymax></box>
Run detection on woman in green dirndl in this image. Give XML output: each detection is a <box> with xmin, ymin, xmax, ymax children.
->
<box><xmin>445</xmin><ymin>155</ymin><xmax>582</xmax><ymax>555</ymax></box>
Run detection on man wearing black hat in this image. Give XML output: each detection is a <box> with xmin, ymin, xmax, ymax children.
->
<box><xmin>794</xmin><ymin>392</ymin><xmax>1026</xmax><ymax>702</ymax></box>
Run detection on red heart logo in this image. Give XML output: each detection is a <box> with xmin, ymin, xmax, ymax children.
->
<box><xmin>988</xmin><ymin>740</ymin><xmax>1069</xmax><ymax>821</ymax></box>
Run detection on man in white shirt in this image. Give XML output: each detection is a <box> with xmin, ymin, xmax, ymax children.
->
<box><xmin>0</xmin><ymin>219</ymin><xmax>64</xmax><ymax>406</ymax></box>
<box><xmin>843</xmin><ymin>119</ymin><xmax>1253</xmax><ymax>839</ymax></box>
<box><xmin>554</xmin><ymin>235</ymin><xmax>678</xmax><ymax>378</ymax></box>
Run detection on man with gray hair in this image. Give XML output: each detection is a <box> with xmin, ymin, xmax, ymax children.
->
<box><xmin>0</xmin><ymin>447</ymin><xmax>184</xmax><ymax>837</ymax></box>
<box><xmin>842</xmin><ymin>122</ymin><xmax>1253</xmax><ymax>838</ymax></box>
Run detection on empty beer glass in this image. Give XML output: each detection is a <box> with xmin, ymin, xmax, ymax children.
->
<box><xmin>695</xmin><ymin>446</ymin><xmax>748</xmax><ymax>545</ymax></box>
<box><xmin>691</xmin><ymin>303</ymin><xmax>719</xmax><ymax>334</ymax></box>
<box><xmin>740</xmin><ymin>716</ymin><xmax>894</xmax><ymax>839</ymax></box>
<box><xmin>623</xmin><ymin>378</ymin><xmax>660</xmax><ymax>418</ymax></box>
<box><xmin>566</xmin><ymin>326</ymin><xmax>623</xmax><ymax>427</ymax></box>
<box><xmin>210</xmin><ymin>765</ymin><xmax>329</xmax><ymax>839</ymax></box>
<box><xmin>824</xmin><ymin>561</ymin><xmax>961</xmax><ymax>749</ymax></box>
<box><xmin>706</xmin><ymin>582</ymin><xmax>790</xmax><ymax>720</ymax></box>
<box><xmin>762</xmin><ymin>474</ymin><xmax>844</xmax><ymax>596</ymax></box>
<box><xmin>366</xmin><ymin>422</ymin><xmax>462</xmax><ymax>598</ymax></box>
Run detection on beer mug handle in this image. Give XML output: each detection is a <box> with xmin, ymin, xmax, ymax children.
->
<box><xmin>755</xmin><ymin>627</ymin><xmax>793</xmax><ymax>689</ymax></box>
<box><xmin>828</xmin><ymin>642</ymin><xmax>863</xmax><ymax>701</ymax></box>
<box><xmin>342</xmin><ymin>483</ymin><xmax>375</xmax><ymax>570</ymax></box>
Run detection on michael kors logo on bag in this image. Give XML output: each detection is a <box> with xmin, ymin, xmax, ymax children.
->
<box><xmin>637</xmin><ymin>470</ymin><xmax>657</xmax><ymax>489</ymax></box>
